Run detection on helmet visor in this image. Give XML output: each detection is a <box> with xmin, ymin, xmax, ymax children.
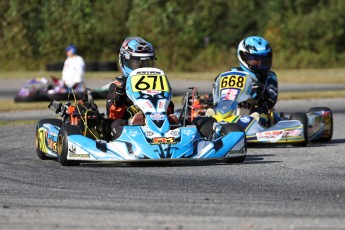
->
<box><xmin>240</xmin><ymin>51</ymin><xmax>272</xmax><ymax>71</ymax></box>
<box><xmin>126</xmin><ymin>57</ymin><xmax>155</xmax><ymax>70</ymax></box>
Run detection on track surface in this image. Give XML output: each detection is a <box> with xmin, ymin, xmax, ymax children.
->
<box><xmin>1</xmin><ymin>102</ymin><xmax>345</xmax><ymax>229</ymax></box>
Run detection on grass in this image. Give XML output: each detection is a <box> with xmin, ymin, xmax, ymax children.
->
<box><xmin>0</xmin><ymin>119</ymin><xmax>38</xmax><ymax>126</ymax></box>
<box><xmin>1</xmin><ymin>68</ymin><xmax>345</xmax><ymax>83</ymax></box>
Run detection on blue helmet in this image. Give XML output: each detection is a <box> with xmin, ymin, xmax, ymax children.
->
<box><xmin>119</xmin><ymin>37</ymin><xmax>155</xmax><ymax>77</ymax></box>
<box><xmin>65</xmin><ymin>44</ymin><xmax>77</xmax><ymax>54</ymax></box>
<box><xmin>237</xmin><ymin>36</ymin><xmax>272</xmax><ymax>77</ymax></box>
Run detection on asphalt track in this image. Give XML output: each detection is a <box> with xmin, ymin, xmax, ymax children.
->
<box><xmin>1</xmin><ymin>99</ymin><xmax>345</xmax><ymax>229</ymax></box>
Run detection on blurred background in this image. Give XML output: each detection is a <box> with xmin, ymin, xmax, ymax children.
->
<box><xmin>1</xmin><ymin>0</ymin><xmax>345</xmax><ymax>72</ymax></box>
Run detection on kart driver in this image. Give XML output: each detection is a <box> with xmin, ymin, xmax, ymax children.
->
<box><xmin>62</xmin><ymin>44</ymin><xmax>86</xmax><ymax>91</ymax></box>
<box><xmin>106</xmin><ymin>37</ymin><xmax>174</xmax><ymax>139</ymax></box>
<box><xmin>216</xmin><ymin>36</ymin><xmax>278</xmax><ymax>126</ymax></box>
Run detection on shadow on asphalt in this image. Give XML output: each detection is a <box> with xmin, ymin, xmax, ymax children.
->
<box><xmin>80</xmin><ymin>153</ymin><xmax>280</xmax><ymax>168</ymax></box>
<box><xmin>242</xmin><ymin>154</ymin><xmax>282</xmax><ymax>165</ymax></box>
<box><xmin>328</xmin><ymin>138</ymin><xmax>345</xmax><ymax>144</ymax></box>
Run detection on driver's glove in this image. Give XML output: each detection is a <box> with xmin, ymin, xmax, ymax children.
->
<box><xmin>260</xmin><ymin>83</ymin><xmax>278</xmax><ymax>109</ymax></box>
<box><xmin>262</xmin><ymin>83</ymin><xmax>278</xmax><ymax>101</ymax></box>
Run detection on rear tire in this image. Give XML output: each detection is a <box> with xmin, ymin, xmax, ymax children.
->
<box><xmin>290</xmin><ymin>113</ymin><xmax>308</xmax><ymax>147</ymax></box>
<box><xmin>193</xmin><ymin>117</ymin><xmax>217</xmax><ymax>138</ymax></box>
<box><xmin>221</xmin><ymin>123</ymin><xmax>247</xmax><ymax>163</ymax></box>
<box><xmin>57</xmin><ymin>125</ymin><xmax>82</xmax><ymax>166</ymax></box>
<box><xmin>308</xmin><ymin>107</ymin><xmax>333</xmax><ymax>142</ymax></box>
<box><xmin>36</xmin><ymin>119</ymin><xmax>63</xmax><ymax>160</ymax></box>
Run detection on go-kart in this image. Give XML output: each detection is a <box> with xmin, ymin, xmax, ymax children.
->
<box><xmin>35</xmin><ymin>68</ymin><xmax>247</xmax><ymax>166</ymax></box>
<box><xmin>178</xmin><ymin>70</ymin><xmax>333</xmax><ymax>146</ymax></box>
<box><xmin>14</xmin><ymin>76</ymin><xmax>84</xmax><ymax>102</ymax></box>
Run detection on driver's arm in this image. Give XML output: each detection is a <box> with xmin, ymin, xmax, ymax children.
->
<box><xmin>106</xmin><ymin>78</ymin><xmax>127</xmax><ymax>119</ymax></box>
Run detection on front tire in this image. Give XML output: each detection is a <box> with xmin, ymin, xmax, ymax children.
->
<box><xmin>57</xmin><ymin>125</ymin><xmax>81</xmax><ymax>166</ymax></box>
<box><xmin>36</xmin><ymin>119</ymin><xmax>63</xmax><ymax>160</ymax></box>
<box><xmin>308</xmin><ymin>107</ymin><xmax>333</xmax><ymax>142</ymax></box>
<box><xmin>290</xmin><ymin>113</ymin><xmax>308</xmax><ymax>147</ymax></box>
<box><xmin>221</xmin><ymin>123</ymin><xmax>247</xmax><ymax>163</ymax></box>
<box><xmin>193</xmin><ymin>117</ymin><xmax>217</xmax><ymax>138</ymax></box>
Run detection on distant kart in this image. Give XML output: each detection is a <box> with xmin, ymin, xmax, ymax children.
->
<box><xmin>14</xmin><ymin>77</ymin><xmax>84</xmax><ymax>102</ymax></box>
<box><xmin>35</xmin><ymin>68</ymin><xmax>246</xmax><ymax>166</ymax></box>
<box><xmin>178</xmin><ymin>70</ymin><xmax>333</xmax><ymax>146</ymax></box>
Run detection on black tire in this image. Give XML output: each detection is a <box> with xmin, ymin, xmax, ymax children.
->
<box><xmin>221</xmin><ymin>123</ymin><xmax>247</xmax><ymax>163</ymax></box>
<box><xmin>308</xmin><ymin>107</ymin><xmax>333</xmax><ymax>142</ymax></box>
<box><xmin>57</xmin><ymin>125</ymin><xmax>82</xmax><ymax>166</ymax></box>
<box><xmin>193</xmin><ymin>117</ymin><xmax>217</xmax><ymax>138</ymax></box>
<box><xmin>290</xmin><ymin>113</ymin><xmax>308</xmax><ymax>147</ymax></box>
<box><xmin>36</xmin><ymin>119</ymin><xmax>63</xmax><ymax>160</ymax></box>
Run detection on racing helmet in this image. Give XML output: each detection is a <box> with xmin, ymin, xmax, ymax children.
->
<box><xmin>119</xmin><ymin>37</ymin><xmax>155</xmax><ymax>77</ymax></box>
<box><xmin>65</xmin><ymin>44</ymin><xmax>77</xmax><ymax>55</ymax></box>
<box><xmin>237</xmin><ymin>36</ymin><xmax>272</xmax><ymax>78</ymax></box>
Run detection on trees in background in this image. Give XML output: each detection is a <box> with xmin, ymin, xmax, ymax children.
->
<box><xmin>0</xmin><ymin>0</ymin><xmax>344</xmax><ymax>71</ymax></box>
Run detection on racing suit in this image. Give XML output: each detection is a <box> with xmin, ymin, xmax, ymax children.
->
<box><xmin>106</xmin><ymin>76</ymin><xmax>175</xmax><ymax>139</ymax></box>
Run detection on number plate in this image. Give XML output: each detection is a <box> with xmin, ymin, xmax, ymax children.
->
<box><xmin>151</xmin><ymin>137</ymin><xmax>177</xmax><ymax>145</ymax></box>
<box><xmin>131</xmin><ymin>74</ymin><xmax>169</xmax><ymax>92</ymax></box>
<box><xmin>219</xmin><ymin>75</ymin><xmax>246</xmax><ymax>90</ymax></box>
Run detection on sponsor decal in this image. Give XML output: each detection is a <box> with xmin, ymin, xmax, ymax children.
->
<box><xmin>68</xmin><ymin>145</ymin><xmax>76</xmax><ymax>154</ymax></box>
<box><xmin>221</xmin><ymin>88</ymin><xmax>238</xmax><ymax>101</ymax></box>
<box><xmin>169</xmin><ymin>130</ymin><xmax>180</xmax><ymax>136</ymax></box>
<box><xmin>183</xmin><ymin>129</ymin><xmax>193</xmax><ymax>136</ymax></box>
<box><xmin>47</xmin><ymin>137</ymin><xmax>57</xmax><ymax>152</ymax></box>
<box><xmin>240</xmin><ymin>116</ymin><xmax>251</xmax><ymax>123</ymax></box>
<box><xmin>137</xmin><ymin>70</ymin><xmax>162</xmax><ymax>75</ymax></box>
<box><xmin>151</xmin><ymin>137</ymin><xmax>177</xmax><ymax>145</ymax></box>
<box><xmin>150</xmin><ymin>112</ymin><xmax>164</xmax><ymax>120</ymax></box>
<box><xmin>69</xmin><ymin>153</ymin><xmax>90</xmax><ymax>159</ymax></box>
<box><xmin>283</xmin><ymin>129</ymin><xmax>302</xmax><ymax>137</ymax></box>
<box><xmin>257</xmin><ymin>130</ymin><xmax>284</xmax><ymax>142</ymax></box>
<box><xmin>145</xmin><ymin>131</ymin><xmax>154</xmax><ymax>136</ymax></box>
<box><xmin>146</xmin><ymin>90</ymin><xmax>160</xmax><ymax>94</ymax></box>
<box><xmin>145</xmin><ymin>101</ymin><xmax>153</xmax><ymax>109</ymax></box>
<box><xmin>129</xmin><ymin>131</ymin><xmax>139</xmax><ymax>137</ymax></box>
<box><xmin>37</xmin><ymin>128</ymin><xmax>48</xmax><ymax>153</ymax></box>
<box><xmin>158</xmin><ymin>101</ymin><xmax>164</xmax><ymax>109</ymax></box>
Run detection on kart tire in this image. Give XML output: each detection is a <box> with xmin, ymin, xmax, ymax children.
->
<box><xmin>221</xmin><ymin>123</ymin><xmax>247</xmax><ymax>164</ymax></box>
<box><xmin>193</xmin><ymin>117</ymin><xmax>217</xmax><ymax>138</ymax></box>
<box><xmin>57</xmin><ymin>125</ymin><xmax>81</xmax><ymax>166</ymax></box>
<box><xmin>308</xmin><ymin>107</ymin><xmax>333</xmax><ymax>142</ymax></box>
<box><xmin>36</xmin><ymin>119</ymin><xmax>63</xmax><ymax>160</ymax></box>
<box><xmin>290</xmin><ymin>113</ymin><xmax>308</xmax><ymax>147</ymax></box>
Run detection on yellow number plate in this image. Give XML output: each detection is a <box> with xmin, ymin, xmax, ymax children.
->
<box><xmin>219</xmin><ymin>75</ymin><xmax>247</xmax><ymax>90</ymax></box>
<box><xmin>131</xmin><ymin>74</ymin><xmax>169</xmax><ymax>92</ymax></box>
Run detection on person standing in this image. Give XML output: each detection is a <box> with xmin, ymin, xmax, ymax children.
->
<box><xmin>62</xmin><ymin>44</ymin><xmax>86</xmax><ymax>91</ymax></box>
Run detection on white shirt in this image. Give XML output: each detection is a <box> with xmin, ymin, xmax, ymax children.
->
<box><xmin>62</xmin><ymin>55</ymin><xmax>85</xmax><ymax>88</ymax></box>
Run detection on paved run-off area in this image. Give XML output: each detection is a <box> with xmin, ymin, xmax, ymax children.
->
<box><xmin>0</xmin><ymin>99</ymin><xmax>345</xmax><ymax>229</ymax></box>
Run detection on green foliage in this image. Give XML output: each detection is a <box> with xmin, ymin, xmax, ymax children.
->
<box><xmin>0</xmin><ymin>0</ymin><xmax>344</xmax><ymax>71</ymax></box>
